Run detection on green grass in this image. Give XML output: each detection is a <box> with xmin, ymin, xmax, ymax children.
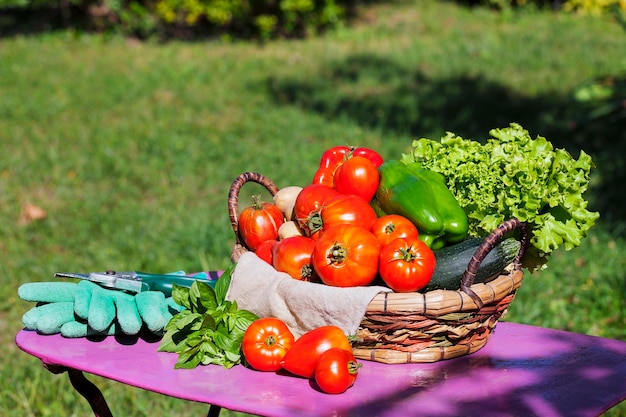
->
<box><xmin>1</xmin><ymin>1</ymin><xmax>625</xmax><ymax>415</ymax></box>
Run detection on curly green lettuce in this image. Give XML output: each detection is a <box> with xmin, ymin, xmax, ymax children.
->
<box><xmin>402</xmin><ymin>123</ymin><xmax>600</xmax><ymax>271</ymax></box>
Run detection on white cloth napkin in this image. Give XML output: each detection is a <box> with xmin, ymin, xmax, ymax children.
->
<box><xmin>226</xmin><ymin>252</ymin><xmax>390</xmax><ymax>338</ymax></box>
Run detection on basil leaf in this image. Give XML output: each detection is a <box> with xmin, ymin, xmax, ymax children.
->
<box><xmin>215</xmin><ymin>263</ymin><xmax>234</xmax><ymax>303</ymax></box>
<box><xmin>161</xmin><ymin>262</ymin><xmax>257</xmax><ymax>370</ymax></box>
<box><xmin>171</xmin><ymin>283</ymin><xmax>191</xmax><ymax>310</ymax></box>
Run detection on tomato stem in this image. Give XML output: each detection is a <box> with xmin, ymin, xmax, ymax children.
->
<box><xmin>327</xmin><ymin>243</ymin><xmax>347</xmax><ymax>264</ymax></box>
<box><xmin>347</xmin><ymin>360</ymin><xmax>362</xmax><ymax>375</ymax></box>
<box><xmin>393</xmin><ymin>246</ymin><xmax>417</xmax><ymax>263</ymax></box>
<box><xmin>250</xmin><ymin>194</ymin><xmax>264</xmax><ymax>210</ymax></box>
<box><xmin>384</xmin><ymin>223</ymin><xmax>396</xmax><ymax>234</ymax></box>
<box><xmin>265</xmin><ymin>335</ymin><xmax>277</xmax><ymax>347</ymax></box>
<box><xmin>307</xmin><ymin>211</ymin><xmax>324</xmax><ymax>234</ymax></box>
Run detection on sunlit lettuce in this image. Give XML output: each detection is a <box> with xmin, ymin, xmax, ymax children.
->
<box><xmin>403</xmin><ymin>123</ymin><xmax>600</xmax><ymax>271</ymax></box>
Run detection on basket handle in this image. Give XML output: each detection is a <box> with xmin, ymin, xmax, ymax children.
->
<box><xmin>228</xmin><ymin>172</ymin><xmax>280</xmax><ymax>257</ymax></box>
<box><xmin>459</xmin><ymin>218</ymin><xmax>529</xmax><ymax>308</ymax></box>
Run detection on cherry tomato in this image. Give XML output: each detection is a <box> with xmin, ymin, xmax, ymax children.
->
<box><xmin>239</xmin><ymin>196</ymin><xmax>284</xmax><ymax>251</ymax></box>
<box><xmin>333</xmin><ymin>156</ymin><xmax>379</xmax><ymax>202</ymax></box>
<box><xmin>312</xmin><ymin>224</ymin><xmax>381</xmax><ymax>287</ymax></box>
<box><xmin>255</xmin><ymin>239</ymin><xmax>278</xmax><ymax>265</ymax></box>
<box><xmin>242</xmin><ymin>318</ymin><xmax>295</xmax><ymax>372</ymax></box>
<box><xmin>272</xmin><ymin>236</ymin><xmax>318</xmax><ymax>282</ymax></box>
<box><xmin>314</xmin><ymin>348</ymin><xmax>361</xmax><ymax>394</ymax></box>
<box><xmin>318</xmin><ymin>194</ymin><xmax>378</xmax><ymax>233</ymax></box>
<box><xmin>379</xmin><ymin>237</ymin><xmax>436</xmax><ymax>292</ymax></box>
<box><xmin>294</xmin><ymin>185</ymin><xmax>340</xmax><ymax>238</ymax></box>
<box><xmin>280</xmin><ymin>326</ymin><xmax>352</xmax><ymax>379</ymax></box>
<box><xmin>371</xmin><ymin>214</ymin><xmax>419</xmax><ymax>247</ymax></box>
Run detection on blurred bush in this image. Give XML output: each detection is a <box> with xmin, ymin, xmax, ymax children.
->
<box><xmin>1</xmin><ymin>0</ymin><xmax>624</xmax><ymax>40</ymax></box>
<box><xmin>0</xmin><ymin>0</ymin><xmax>344</xmax><ymax>39</ymax></box>
<box><xmin>455</xmin><ymin>0</ymin><xmax>626</xmax><ymax>14</ymax></box>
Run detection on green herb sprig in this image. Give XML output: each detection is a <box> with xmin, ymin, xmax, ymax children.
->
<box><xmin>158</xmin><ymin>265</ymin><xmax>258</xmax><ymax>369</ymax></box>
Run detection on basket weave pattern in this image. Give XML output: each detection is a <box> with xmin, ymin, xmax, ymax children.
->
<box><xmin>229</xmin><ymin>172</ymin><xmax>529</xmax><ymax>364</ymax></box>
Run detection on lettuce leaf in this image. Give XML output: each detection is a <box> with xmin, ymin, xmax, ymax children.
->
<box><xmin>403</xmin><ymin>123</ymin><xmax>600</xmax><ymax>271</ymax></box>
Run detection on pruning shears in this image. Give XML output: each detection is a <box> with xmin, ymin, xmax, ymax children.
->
<box><xmin>54</xmin><ymin>270</ymin><xmax>219</xmax><ymax>297</ymax></box>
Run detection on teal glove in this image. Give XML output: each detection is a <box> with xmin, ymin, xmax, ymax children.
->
<box><xmin>19</xmin><ymin>280</ymin><xmax>183</xmax><ymax>338</ymax></box>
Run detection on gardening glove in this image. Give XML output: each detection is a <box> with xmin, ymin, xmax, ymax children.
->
<box><xmin>19</xmin><ymin>280</ymin><xmax>183</xmax><ymax>338</ymax></box>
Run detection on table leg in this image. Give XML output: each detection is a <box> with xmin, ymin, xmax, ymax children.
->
<box><xmin>206</xmin><ymin>405</ymin><xmax>222</xmax><ymax>417</ymax></box>
<box><xmin>44</xmin><ymin>364</ymin><xmax>114</xmax><ymax>417</ymax></box>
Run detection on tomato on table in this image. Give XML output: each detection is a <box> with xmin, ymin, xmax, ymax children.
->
<box><xmin>280</xmin><ymin>326</ymin><xmax>352</xmax><ymax>379</ymax></box>
<box><xmin>242</xmin><ymin>318</ymin><xmax>295</xmax><ymax>372</ymax></box>
<box><xmin>371</xmin><ymin>214</ymin><xmax>419</xmax><ymax>247</ymax></box>
<box><xmin>314</xmin><ymin>348</ymin><xmax>361</xmax><ymax>394</ymax></box>
<box><xmin>379</xmin><ymin>237</ymin><xmax>436</xmax><ymax>292</ymax></box>
<box><xmin>312</xmin><ymin>224</ymin><xmax>381</xmax><ymax>287</ymax></box>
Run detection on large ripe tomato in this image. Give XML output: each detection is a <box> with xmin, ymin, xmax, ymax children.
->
<box><xmin>319</xmin><ymin>194</ymin><xmax>378</xmax><ymax>233</ymax></box>
<box><xmin>294</xmin><ymin>185</ymin><xmax>340</xmax><ymax>238</ymax></box>
<box><xmin>312</xmin><ymin>224</ymin><xmax>381</xmax><ymax>287</ymax></box>
<box><xmin>333</xmin><ymin>156</ymin><xmax>379</xmax><ymax>202</ymax></box>
<box><xmin>239</xmin><ymin>196</ymin><xmax>284</xmax><ymax>251</ymax></box>
<box><xmin>379</xmin><ymin>237</ymin><xmax>436</xmax><ymax>292</ymax></box>
<box><xmin>272</xmin><ymin>236</ymin><xmax>318</xmax><ymax>282</ymax></box>
<box><xmin>371</xmin><ymin>214</ymin><xmax>420</xmax><ymax>247</ymax></box>
<box><xmin>242</xmin><ymin>317</ymin><xmax>295</xmax><ymax>372</ymax></box>
<box><xmin>314</xmin><ymin>348</ymin><xmax>361</xmax><ymax>394</ymax></box>
<box><xmin>280</xmin><ymin>326</ymin><xmax>352</xmax><ymax>379</ymax></box>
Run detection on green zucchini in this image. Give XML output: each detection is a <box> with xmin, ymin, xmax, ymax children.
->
<box><xmin>421</xmin><ymin>237</ymin><xmax>521</xmax><ymax>292</ymax></box>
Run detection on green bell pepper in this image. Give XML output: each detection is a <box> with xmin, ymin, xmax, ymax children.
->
<box><xmin>375</xmin><ymin>160</ymin><xmax>468</xmax><ymax>247</ymax></box>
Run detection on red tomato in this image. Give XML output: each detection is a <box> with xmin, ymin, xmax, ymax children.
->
<box><xmin>280</xmin><ymin>326</ymin><xmax>352</xmax><ymax>379</ymax></box>
<box><xmin>371</xmin><ymin>214</ymin><xmax>420</xmax><ymax>247</ymax></box>
<box><xmin>255</xmin><ymin>240</ymin><xmax>278</xmax><ymax>265</ymax></box>
<box><xmin>294</xmin><ymin>185</ymin><xmax>340</xmax><ymax>238</ymax></box>
<box><xmin>312</xmin><ymin>224</ymin><xmax>381</xmax><ymax>287</ymax></box>
<box><xmin>312</xmin><ymin>146</ymin><xmax>383</xmax><ymax>187</ymax></box>
<box><xmin>312</xmin><ymin>166</ymin><xmax>336</xmax><ymax>188</ymax></box>
<box><xmin>312</xmin><ymin>147</ymin><xmax>350</xmax><ymax>187</ymax></box>
<box><xmin>379</xmin><ymin>237</ymin><xmax>436</xmax><ymax>292</ymax></box>
<box><xmin>352</xmin><ymin>147</ymin><xmax>384</xmax><ymax>168</ymax></box>
<box><xmin>272</xmin><ymin>236</ymin><xmax>318</xmax><ymax>282</ymax></box>
<box><xmin>333</xmin><ymin>156</ymin><xmax>379</xmax><ymax>202</ymax></box>
<box><xmin>318</xmin><ymin>146</ymin><xmax>351</xmax><ymax>170</ymax></box>
<box><xmin>242</xmin><ymin>318</ymin><xmax>295</xmax><ymax>372</ymax></box>
<box><xmin>319</xmin><ymin>194</ymin><xmax>378</xmax><ymax>233</ymax></box>
<box><xmin>239</xmin><ymin>197</ymin><xmax>284</xmax><ymax>251</ymax></box>
<box><xmin>314</xmin><ymin>348</ymin><xmax>361</xmax><ymax>394</ymax></box>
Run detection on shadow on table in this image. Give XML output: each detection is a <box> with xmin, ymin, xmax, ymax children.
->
<box><xmin>267</xmin><ymin>54</ymin><xmax>626</xmax><ymax>234</ymax></box>
<box><xmin>342</xmin><ymin>328</ymin><xmax>626</xmax><ymax>416</ymax></box>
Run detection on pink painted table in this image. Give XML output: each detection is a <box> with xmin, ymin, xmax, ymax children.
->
<box><xmin>15</xmin><ymin>322</ymin><xmax>626</xmax><ymax>417</ymax></box>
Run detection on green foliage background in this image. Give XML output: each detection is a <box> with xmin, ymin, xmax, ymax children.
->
<box><xmin>1</xmin><ymin>0</ymin><xmax>625</xmax><ymax>415</ymax></box>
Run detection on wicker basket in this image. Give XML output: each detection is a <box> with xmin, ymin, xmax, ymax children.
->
<box><xmin>228</xmin><ymin>172</ymin><xmax>529</xmax><ymax>364</ymax></box>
